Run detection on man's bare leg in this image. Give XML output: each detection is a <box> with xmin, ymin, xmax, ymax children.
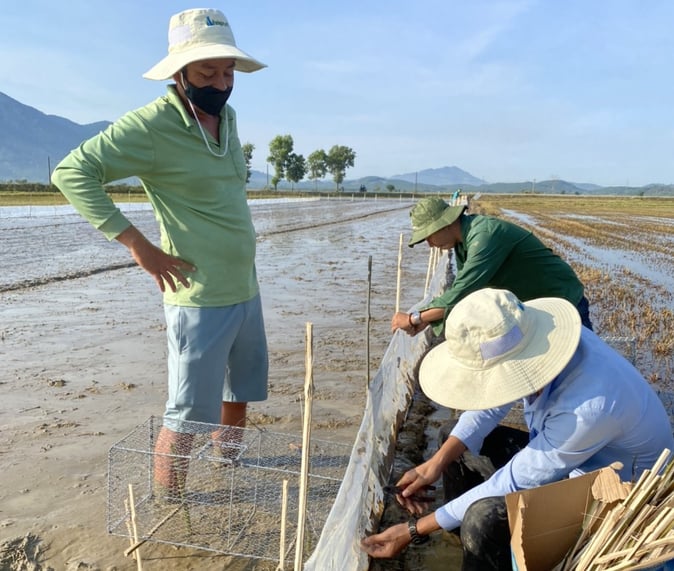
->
<box><xmin>154</xmin><ymin>426</ymin><xmax>194</xmax><ymax>497</ymax></box>
<box><xmin>221</xmin><ymin>401</ymin><xmax>247</xmax><ymax>427</ymax></box>
<box><xmin>211</xmin><ymin>402</ymin><xmax>247</xmax><ymax>459</ymax></box>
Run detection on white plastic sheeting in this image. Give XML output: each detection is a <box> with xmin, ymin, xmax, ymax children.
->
<box><xmin>304</xmin><ymin>253</ymin><xmax>450</xmax><ymax>571</ymax></box>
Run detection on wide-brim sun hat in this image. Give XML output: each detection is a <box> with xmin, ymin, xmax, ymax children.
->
<box><xmin>419</xmin><ymin>288</ymin><xmax>581</xmax><ymax>410</ymax></box>
<box><xmin>143</xmin><ymin>8</ymin><xmax>266</xmax><ymax>80</ymax></box>
<box><xmin>408</xmin><ymin>196</ymin><xmax>466</xmax><ymax>247</ymax></box>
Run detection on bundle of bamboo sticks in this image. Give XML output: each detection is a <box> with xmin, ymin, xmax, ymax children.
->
<box><xmin>557</xmin><ymin>448</ymin><xmax>674</xmax><ymax>571</ymax></box>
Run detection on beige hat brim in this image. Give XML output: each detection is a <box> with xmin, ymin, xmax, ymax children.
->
<box><xmin>143</xmin><ymin>45</ymin><xmax>266</xmax><ymax>80</ymax></box>
<box><xmin>419</xmin><ymin>296</ymin><xmax>581</xmax><ymax>410</ymax></box>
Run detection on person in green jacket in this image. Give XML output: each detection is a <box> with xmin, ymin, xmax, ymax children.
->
<box><xmin>52</xmin><ymin>8</ymin><xmax>269</xmax><ymax>496</ymax></box>
<box><xmin>391</xmin><ymin>196</ymin><xmax>592</xmax><ymax>336</ymax></box>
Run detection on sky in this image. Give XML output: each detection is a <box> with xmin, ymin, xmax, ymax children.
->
<box><xmin>2</xmin><ymin>0</ymin><xmax>674</xmax><ymax>187</ymax></box>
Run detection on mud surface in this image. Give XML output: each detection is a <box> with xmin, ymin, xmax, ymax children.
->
<box><xmin>1</xmin><ymin>195</ymin><xmax>671</xmax><ymax>570</ymax></box>
<box><xmin>0</xmin><ymin>197</ymin><xmax>434</xmax><ymax>570</ymax></box>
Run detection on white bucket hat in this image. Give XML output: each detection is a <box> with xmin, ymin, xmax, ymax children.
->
<box><xmin>419</xmin><ymin>288</ymin><xmax>581</xmax><ymax>410</ymax></box>
<box><xmin>143</xmin><ymin>8</ymin><xmax>266</xmax><ymax>80</ymax></box>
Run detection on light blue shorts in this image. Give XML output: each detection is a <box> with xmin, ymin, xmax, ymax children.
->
<box><xmin>162</xmin><ymin>294</ymin><xmax>268</xmax><ymax>427</ymax></box>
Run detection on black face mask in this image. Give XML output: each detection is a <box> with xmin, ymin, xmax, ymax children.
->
<box><xmin>181</xmin><ymin>73</ymin><xmax>232</xmax><ymax>116</ymax></box>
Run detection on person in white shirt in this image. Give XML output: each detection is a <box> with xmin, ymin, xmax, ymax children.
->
<box><xmin>362</xmin><ymin>288</ymin><xmax>673</xmax><ymax>570</ymax></box>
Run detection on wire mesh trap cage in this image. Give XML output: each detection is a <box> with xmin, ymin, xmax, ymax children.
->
<box><xmin>107</xmin><ymin>416</ymin><xmax>351</xmax><ymax>563</ymax></box>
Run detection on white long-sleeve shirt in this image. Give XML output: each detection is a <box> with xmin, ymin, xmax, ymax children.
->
<box><xmin>435</xmin><ymin>326</ymin><xmax>674</xmax><ymax>530</ymax></box>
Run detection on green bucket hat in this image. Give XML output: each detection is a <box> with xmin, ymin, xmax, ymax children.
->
<box><xmin>408</xmin><ymin>196</ymin><xmax>466</xmax><ymax>247</ymax></box>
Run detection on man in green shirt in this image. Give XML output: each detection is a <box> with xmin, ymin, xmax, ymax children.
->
<box><xmin>391</xmin><ymin>196</ymin><xmax>592</xmax><ymax>336</ymax></box>
<box><xmin>52</xmin><ymin>8</ymin><xmax>269</xmax><ymax>495</ymax></box>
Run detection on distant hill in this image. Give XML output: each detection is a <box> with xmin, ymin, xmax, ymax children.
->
<box><xmin>0</xmin><ymin>91</ymin><xmax>110</xmax><ymax>183</ymax></box>
<box><xmin>1</xmin><ymin>91</ymin><xmax>672</xmax><ymax>196</ymax></box>
<box><xmin>247</xmin><ymin>171</ymin><xmax>454</xmax><ymax>193</ymax></box>
<box><xmin>391</xmin><ymin>166</ymin><xmax>485</xmax><ymax>187</ymax></box>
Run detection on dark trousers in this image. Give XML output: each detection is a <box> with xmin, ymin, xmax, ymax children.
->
<box><xmin>439</xmin><ymin>422</ymin><xmax>529</xmax><ymax>571</ymax></box>
<box><xmin>576</xmin><ymin>295</ymin><xmax>593</xmax><ymax>331</ymax></box>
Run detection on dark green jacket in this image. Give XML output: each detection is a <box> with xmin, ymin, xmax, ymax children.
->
<box><xmin>425</xmin><ymin>214</ymin><xmax>584</xmax><ymax>334</ymax></box>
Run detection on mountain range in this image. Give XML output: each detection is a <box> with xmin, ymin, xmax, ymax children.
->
<box><xmin>0</xmin><ymin>91</ymin><xmax>109</xmax><ymax>183</ymax></box>
<box><xmin>1</xmin><ymin>91</ymin><xmax>672</xmax><ymax>196</ymax></box>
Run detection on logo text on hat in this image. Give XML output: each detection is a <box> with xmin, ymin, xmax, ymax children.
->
<box><xmin>206</xmin><ymin>16</ymin><xmax>228</xmax><ymax>27</ymax></box>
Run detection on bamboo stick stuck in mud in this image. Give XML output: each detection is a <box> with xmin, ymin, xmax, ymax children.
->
<box><xmin>124</xmin><ymin>499</ymin><xmax>137</xmax><ymax>562</ymax></box>
<box><xmin>395</xmin><ymin>233</ymin><xmax>403</xmax><ymax>313</ymax></box>
<box><xmin>276</xmin><ymin>479</ymin><xmax>289</xmax><ymax>571</ymax></box>
<box><xmin>127</xmin><ymin>484</ymin><xmax>143</xmax><ymax>571</ymax></box>
<box><xmin>366</xmin><ymin>255</ymin><xmax>372</xmax><ymax>389</ymax></box>
<box><xmin>294</xmin><ymin>323</ymin><xmax>314</xmax><ymax>571</ymax></box>
<box><xmin>424</xmin><ymin>247</ymin><xmax>434</xmax><ymax>296</ymax></box>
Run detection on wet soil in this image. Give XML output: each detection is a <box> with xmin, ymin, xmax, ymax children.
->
<box><xmin>1</xmin><ymin>195</ymin><xmax>671</xmax><ymax>570</ymax></box>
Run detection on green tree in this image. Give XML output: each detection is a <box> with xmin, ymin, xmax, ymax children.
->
<box><xmin>307</xmin><ymin>149</ymin><xmax>328</xmax><ymax>191</ymax></box>
<box><xmin>286</xmin><ymin>153</ymin><xmax>307</xmax><ymax>191</ymax></box>
<box><xmin>386</xmin><ymin>183</ymin><xmax>395</xmax><ymax>192</ymax></box>
<box><xmin>267</xmin><ymin>134</ymin><xmax>294</xmax><ymax>190</ymax></box>
<box><xmin>242</xmin><ymin>142</ymin><xmax>254</xmax><ymax>183</ymax></box>
<box><xmin>326</xmin><ymin>145</ymin><xmax>356</xmax><ymax>190</ymax></box>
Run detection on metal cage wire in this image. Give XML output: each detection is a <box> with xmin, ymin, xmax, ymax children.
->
<box><xmin>107</xmin><ymin>416</ymin><xmax>350</xmax><ymax>563</ymax></box>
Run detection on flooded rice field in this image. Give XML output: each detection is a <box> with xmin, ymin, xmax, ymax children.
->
<box><xmin>0</xmin><ymin>194</ymin><xmax>672</xmax><ymax>570</ymax></box>
<box><xmin>484</xmin><ymin>196</ymin><xmax>674</xmax><ymax>392</ymax></box>
<box><xmin>0</xmin><ymin>196</ymin><xmax>434</xmax><ymax>570</ymax></box>
<box><xmin>4</xmin><ymin>194</ymin><xmax>670</xmax><ymax>393</ymax></box>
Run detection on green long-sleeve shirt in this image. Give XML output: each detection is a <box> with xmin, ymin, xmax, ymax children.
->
<box><xmin>425</xmin><ymin>214</ymin><xmax>584</xmax><ymax>334</ymax></box>
<box><xmin>51</xmin><ymin>85</ymin><xmax>258</xmax><ymax>307</ymax></box>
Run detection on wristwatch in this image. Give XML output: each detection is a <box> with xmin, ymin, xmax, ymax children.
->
<box><xmin>407</xmin><ymin>519</ymin><xmax>430</xmax><ymax>545</ymax></box>
<box><xmin>409</xmin><ymin>310</ymin><xmax>422</xmax><ymax>326</ymax></box>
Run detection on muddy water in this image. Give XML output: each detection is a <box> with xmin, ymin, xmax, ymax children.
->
<box><xmin>3</xmin><ymin>197</ymin><xmax>672</xmax><ymax>570</ymax></box>
<box><xmin>1</xmin><ymin>197</ymin><xmax>465</xmax><ymax>568</ymax></box>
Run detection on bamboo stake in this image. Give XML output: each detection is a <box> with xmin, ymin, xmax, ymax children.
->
<box><xmin>124</xmin><ymin>499</ymin><xmax>137</xmax><ymax>562</ymax></box>
<box><xmin>127</xmin><ymin>484</ymin><xmax>143</xmax><ymax>571</ymax></box>
<box><xmin>560</xmin><ymin>498</ymin><xmax>614</xmax><ymax>571</ymax></box>
<box><xmin>618</xmin><ymin>549</ymin><xmax>674</xmax><ymax>571</ymax></box>
<box><xmin>294</xmin><ymin>323</ymin><xmax>314</xmax><ymax>571</ymax></box>
<box><xmin>595</xmin><ymin>450</ymin><xmax>673</xmax><ymax>561</ymax></box>
<box><xmin>275</xmin><ymin>479</ymin><xmax>289</xmax><ymax>571</ymax></box>
<box><xmin>366</xmin><ymin>255</ymin><xmax>372</xmax><ymax>389</ymax></box>
<box><xmin>124</xmin><ymin>502</ymin><xmax>184</xmax><ymax>557</ymax></box>
<box><xmin>637</xmin><ymin>507</ymin><xmax>674</xmax><ymax>561</ymax></box>
<box><xmin>575</xmin><ymin>506</ymin><xmax>624</xmax><ymax>571</ymax></box>
<box><xmin>563</xmin><ymin>449</ymin><xmax>674</xmax><ymax>570</ymax></box>
<box><xmin>580</xmin><ymin>469</ymin><xmax>660</xmax><ymax>567</ymax></box>
<box><xmin>649</xmin><ymin>452</ymin><xmax>674</xmax><ymax>505</ymax></box>
<box><xmin>594</xmin><ymin>534</ymin><xmax>674</xmax><ymax>565</ymax></box>
<box><xmin>619</xmin><ymin>504</ymin><xmax>661</xmax><ymax>562</ymax></box>
<box><xmin>424</xmin><ymin>247</ymin><xmax>434</xmax><ymax>296</ymax></box>
<box><xmin>395</xmin><ymin>233</ymin><xmax>403</xmax><ymax>313</ymax></box>
<box><xmin>608</xmin><ymin>503</ymin><xmax>656</xmax><ymax>561</ymax></box>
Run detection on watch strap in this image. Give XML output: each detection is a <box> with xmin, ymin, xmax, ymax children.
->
<box><xmin>407</xmin><ymin>519</ymin><xmax>430</xmax><ymax>545</ymax></box>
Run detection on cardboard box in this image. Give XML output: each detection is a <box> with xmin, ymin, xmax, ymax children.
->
<box><xmin>506</xmin><ymin>466</ymin><xmax>628</xmax><ymax>571</ymax></box>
